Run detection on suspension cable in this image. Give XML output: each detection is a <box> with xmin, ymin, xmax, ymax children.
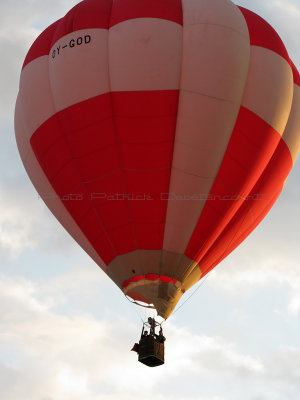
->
<box><xmin>172</xmin><ymin>273</ymin><xmax>211</xmax><ymax>316</ymax></box>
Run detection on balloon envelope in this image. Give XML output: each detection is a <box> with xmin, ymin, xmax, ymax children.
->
<box><xmin>15</xmin><ymin>0</ymin><xmax>300</xmax><ymax>319</ymax></box>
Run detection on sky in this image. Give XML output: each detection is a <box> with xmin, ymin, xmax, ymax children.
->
<box><xmin>1</xmin><ymin>0</ymin><xmax>300</xmax><ymax>399</ymax></box>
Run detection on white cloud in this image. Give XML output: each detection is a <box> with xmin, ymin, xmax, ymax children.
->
<box><xmin>0</xmin><ymin>273</ymin><xmax>270</xmax><ymax>400</ymax></box>
<box><xmin>0</xmin><ymin>186</ymin><xmax>36</xmax><ymax>255</ymax></box>
<box><xmin>266</xmin><ymin>346</ymin><xmax>300</xmax><ymax>398</ymax></box>
<box><xmin>0</xmin><ymin>174</ymin><xmax>83</xmax><ymax>259</ymax></box>
<box><xmin>166</xmin><ymin>323</ymin><xmax>264</xmax><ymax>378</ymax></box>
<box><xmin>0</xmin><ymin>273</ymin><xmax>161</xmax><ymax>399</ymax></box>
<box><xmin>210</xmin><ymin>256</ymin><xmax>299</xmax><ymax>290</ymax></box>
<box><xmin>288</xmin><ymin>294</ymin><xmax>300</xmax><ymax>315</ymax></box>
<box><xmin>205</xmin><ymin>254</ymin><xmax>300</xmax><ymax>320</ymax></box>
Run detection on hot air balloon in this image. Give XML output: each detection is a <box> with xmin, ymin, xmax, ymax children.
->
<box><xmin>15</xmin><ymin>0</ymin><xmax>300</xmax><ymax>366</ymax></box>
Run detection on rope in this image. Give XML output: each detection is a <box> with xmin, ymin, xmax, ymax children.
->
<box><xmin>172</xmin><ymin>273</ymin><xmax>211</xmax><ymax>316</ymax></box>
<box><xmin>123</xmin><ymin>294</ymin><xmax>149</xmax><ymax>324</ymax></box>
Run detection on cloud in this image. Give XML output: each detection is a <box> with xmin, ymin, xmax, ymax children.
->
<box><xmin>0</xmin><ymin>1</ymin><xmax>83</xmax><ymax>260</ymax></box>
<box><xmin>0</xmin><ymin>272</ymin><xmax>270</xmax><ymax>400</ymax></box>
<box><xmin>288</xmin><ymin>293</ymin><xmax>300</xmax><ymax>315</ymax></box>
<box><xmin>0</xmin><ymin>273</ymin><xmax>132</xmax><ymax>400</ymax></box>
<box><xmin>0</xmin><ymin>0</ymin><xmax>78</xmax><ymax>118</ymax></box>
<box><xmin>1</xmin><ymin>251</ymin><xmax>300</xmax><ymax>400</ymax></box>
<box><xmin>0</xmin><ymin>176</ymin><xmax>76</xmax><ymax>259</ymax></box>
<box><xmin>206</xmin><ymin>251</ymin><xmax>300</xmax><ymax>319</ymax></box>
<box><xmin>166</xmin><ymin>323</ymin><xmax>264</xmax><ymax>378</ymax></box>
<box><xmin>0</xmin><ymin>181</ymin><xmax>37</xmax><ymax>256</ymax></box>
<box><xmin>202</xmin><ymin>167</ymin><xmax>300</xmax><ymax>313</ymax></box>
<box><xmin>265</xmin><ymin>346</ymin><xmax>300</xmax><ymax>399</ymax></box>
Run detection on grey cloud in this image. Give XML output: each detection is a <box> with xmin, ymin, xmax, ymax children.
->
<box><xmin>0</xmin><ymin>174</ymin><xmax>77</xmax><ymax>259</ymax></box>
<box><xmin>0</xmin><ymin>0</ymin><xmax>77</xmax><ymax>118</ymax></box>
<box><xmin>269</xmin><ymin>346</ymin><xmax>300</xmax><ymax>388</ymax></box>
<box><xmin>0</xmin><ymin>269</ymin><xmax>299</xmax><ymax>400</ymax></box>
<box><xmin>0</xmin><ymin>1</ymin><xmax>83</xmax><ymax>259</ymax></box>
<box><xmin>0</xmin><ymin>274</ymin><xmax>265</xmax><ymax>399</ymax></box>
<box><xmin>166</xmin><ymin>324</ymin><xmax>264</xmax><ymax>378</ymax></box>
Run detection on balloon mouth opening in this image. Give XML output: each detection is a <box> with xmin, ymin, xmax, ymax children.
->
<box><xmin>125</xmin><ymin>294</ymin><xmax>156</xmax><ymax>309</ymax></box>
<box><xmin>122</xmin><ymin>276</ymin><xmax>184</xmax><ymax>319</ymax></box>
<box><xmin>125</xmin><ymin>291</ymin><xmax>154</xmax><ymax>306</ymax></box>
